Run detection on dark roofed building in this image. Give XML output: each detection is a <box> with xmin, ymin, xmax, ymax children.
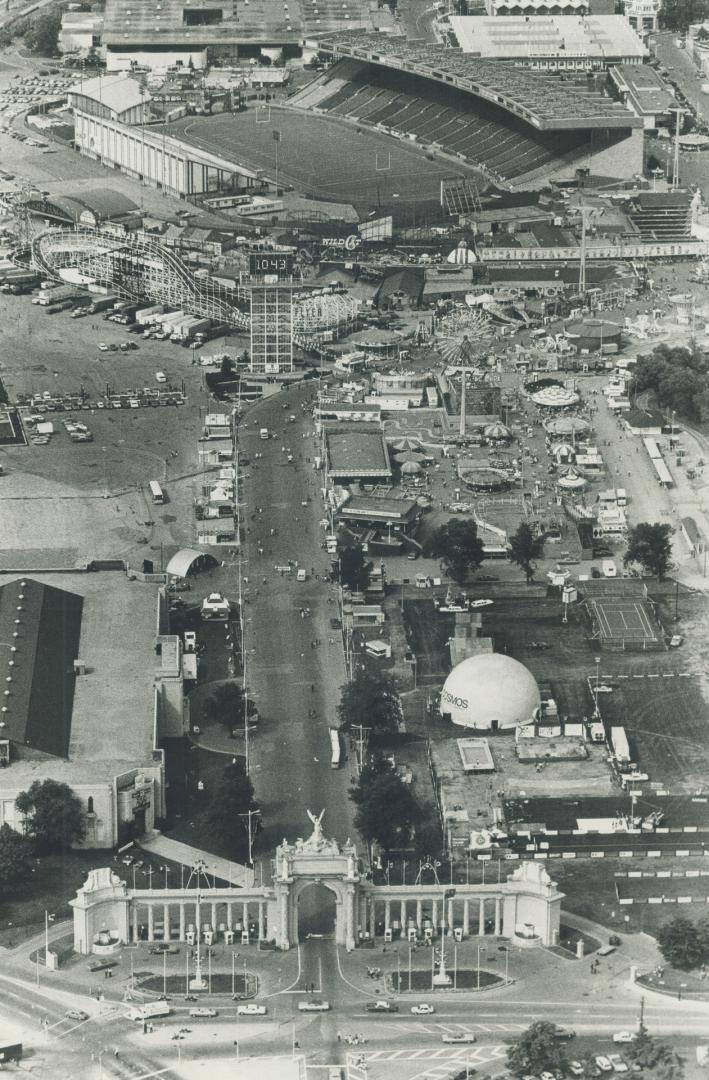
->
<box><xmin>0</xmin><ymin>578</ymin><xmax>82</xmax><ymax>759</ymax></box>
<box><xmin>26</xmin><ymin>187</ymin><xmax>140</xmax><ymax>229</ymax></box>
<box><xmin>325</xmin><ymin>423</ymin><xmax>392</xmax><ymax>483</ymax></box>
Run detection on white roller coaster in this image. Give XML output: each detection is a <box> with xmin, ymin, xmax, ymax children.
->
<box><xmin>32</xmin><ymin>226</ymin><xmax>250</xmax><ymax>329</ymax></box>
<box><xmin>31</xmin><ymin>226</ymin><xmax>361</xmax><ymax>343</ymax></box>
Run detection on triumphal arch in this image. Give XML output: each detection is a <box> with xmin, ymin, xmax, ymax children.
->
<box><xmin>72</xmin><ymin>812</ymin><xmax>562</xmax><ymax>954</ymax></box>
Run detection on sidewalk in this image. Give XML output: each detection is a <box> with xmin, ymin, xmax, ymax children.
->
<box><xmin>139</xmin><ymin>834</ymin><xmax>255</xmax><ymax>888</ymax></box>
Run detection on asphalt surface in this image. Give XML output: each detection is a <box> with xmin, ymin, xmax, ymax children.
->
<box><xmin>236</xmin><ymin>382</ymin><xmax>357</xmax><ymax>864</ymax></box>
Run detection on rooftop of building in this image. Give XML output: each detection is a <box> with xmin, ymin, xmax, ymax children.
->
<box><xmin>339</xmin><ymin>493</ymin><xmax>419</xmax><ymax>518</ymax></box>
<box><xmin>448</xmin><ymin>15</ymin><xmax>647</xmax><ymax>60</ymax></box>
<box><xmin>325</xmin><ymin>427</ymin><xmax>392</xmax><ymax>477</ymax></box>
<box><xmin>1</xmin><ymin>573</ymin><xmax>159</xmax><ymax>784</ymax></box>
<box><xmin>68</xmin><ymin>73</ymin><xmax>149</xmax><ymax>114</ymax></box>
<box><xmin>609</xmin><ymin>63</ymin><xmax>676</xmax><ymax>117</ymax></box>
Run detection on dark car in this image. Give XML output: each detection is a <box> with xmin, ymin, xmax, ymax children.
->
<box><xmin>87</xmin><ymin>960</ymin><xmax>118</xmax><ymax>972</ymax></box>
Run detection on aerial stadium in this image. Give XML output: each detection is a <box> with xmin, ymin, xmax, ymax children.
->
<box><xmin>159</xmin><ymin>31</ymin><xmax>644</xmax><ymax>208</ymax></box>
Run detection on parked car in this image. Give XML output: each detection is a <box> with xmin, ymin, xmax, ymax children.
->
<box><xmin>236</xmin><ymin>1004</ymin><xmax>267</xmax><ymax>1016</ymax></box>
<box><xmin>65</xmin><ymin>1009</ymin><xmax>89</xmax><ymax>1022</ymax></box>
<box><xmin>569</xmin><ymin>1063</ymin><xmax>585</xmax><ymax>1076</ymax></box>
<box><xmin>411</xmin><ymin>1003</ymin><xmax>435</xmax><ymax>1015</ymax></box>
<box><xmin>608</xmin><ymin>1055</ymin><xmax>628</xmax><ymax>1073</ymax></box>
<box><xmin>596</xmin><ymin>1058</ymin><xmax>613</xmax><ymax>1072</ymax></box>
<box><xmin>298</xmin><ymin>1000</ymin><xmax>330</xmax><ymax>1012</ymax></box>
<box><xmin>613</xmin><ymin>1033</ymin><xmax>637</xmax><ymax>1045</ymax></box>
<box><xmin>189</xmin><ymin>1008</ymin><xmax>217</xmax><ymax>1018</ymax></box>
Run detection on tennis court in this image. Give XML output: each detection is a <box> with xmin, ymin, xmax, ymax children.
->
<box><xmin>585</xmin><ymin>597</ymin><xmax>664</xmax><ymax>651</ymax></box>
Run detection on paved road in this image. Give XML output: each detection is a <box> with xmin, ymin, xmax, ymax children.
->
<box><xmin>654</xmin><ymin>32</ymin><xmax>709</xmax><ymax>127</ymax></box>
<box><xmin>236</xmin><ymin>383</ymin><xmax>356</xmax><ymax>861</ymax></box>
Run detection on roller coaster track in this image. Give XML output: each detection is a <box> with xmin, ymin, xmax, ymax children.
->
<box><xmin>31</xmin><ymin>226</ymin><xmax>250</xmax><ymax>330</ymax></box>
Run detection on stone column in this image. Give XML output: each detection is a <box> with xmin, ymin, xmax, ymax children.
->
<box><xmin>416</xmin><ymin>899</ymin><xmax>423</xmax><ymax>931</ymax></box>
<box><xmin>147</xmin><ymin>904</ymin><xmax>154</xmax><ymax>942</ymax></box>
<box><xmin>179</xmin><ymin>903</ymin><xmax>186</xmax><ymax>941</ymax></box>
<box><xmin>463</xmin><ymin>899</ymin><xmax>470</xmax><ymax>937</ymax></box>
<box><xmin>494</xmin><ymin>898</ymin><xmax>502</xmax><ymax>936</ymax></box>
<box><xmin>258</xmin><ymin>902</ymin><xmax>265</xmax><ymax>941</ymax></box>
<box><xmin>478</xmin><ymin>898</ymin><xmax>485</xmax><ymax>936</ymax></box>
<box><xmin>400</xmin><ymin>899</ymin><xmax>407</xmax><ymax>929</ymax></box>
<box><xmin>242</xmin><ymin>902</ymin><xmax>249</xmax><ymax>932</ymax></box>
<box><xmin>384</xmin><ymin>900</ymin><xmax>391</xmax><ymax>934</ymax></box>
<box><xmin>227</xmin><ymin>902</ymin><xmax>233</xmax><ymax>931</ymax></box>
<box><xmin>432</xmin><ymin>899</ymin><xmax>438</xmax><ymax>935</ymax></box>
<box><xmin>164</xmin><ymin>904</ymin><xmax>170</xmax><ymax>941</ymax></box>
<box><xmin>211</xmin><ymin>902</ymin><xmax>217</xmax><ymax>931</ymax></box>
<box><xmin>132</xmin><ymin>903</ymin><xmax>140</xmax><ymax>943</ymax></box>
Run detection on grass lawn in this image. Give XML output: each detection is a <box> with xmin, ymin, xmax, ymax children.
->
<box><xmin>0</xmin><ymin>849</ymin><xmax>184</xmax><ymax>949</ymax></box>
<box><xmin>551</xmin><ymin>856</ymin><xmax>709</xmax><ymax>939</ymax></box>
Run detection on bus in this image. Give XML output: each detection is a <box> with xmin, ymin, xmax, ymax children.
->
<box><xmin>329</xmin><ymin>727</ymin><xmax>341</xmax><ymax>769</ymax></box>
<box><xmin>148</xmin><ymin>480</ymin><xmax>165</xmax><ymax>504</ymax></box>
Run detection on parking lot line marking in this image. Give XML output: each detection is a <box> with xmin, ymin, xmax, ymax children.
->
<box><xmin>647</xmin><ymin>674</ymin><xmax>660</xmax><ymax>678</ymax></box>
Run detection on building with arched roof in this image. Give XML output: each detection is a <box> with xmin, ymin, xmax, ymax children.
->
<box><xmin>165</xmin><ymin>549</ymin><xmax>219</xmax><ymax>579</ymax></box>
<box><xmin>26</xmin><ymin>187</ymin><xmax>140</xmax><ymax>228</ymax></box>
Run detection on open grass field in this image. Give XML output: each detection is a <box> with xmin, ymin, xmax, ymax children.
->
<box><xmin>167</xmin><ymin>107</ymin><xmax>472</xmax><ymax>213</ymax></box>
<box><xmin>599</xmin><ymin>677</ymin><xmax>709</xmax><ymax>791</ymax></box>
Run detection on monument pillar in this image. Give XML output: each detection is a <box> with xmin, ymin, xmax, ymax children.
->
<box><xmin>179</xmin><ymin>903</ymin><xmax>185</xmax><ymax>941</ymax></box>
<box><xmin>478</xmin><ymin>898</ymin><xmax>485</xmax><ymax>936</ymax></box>
<box><xmin>463</xmin><ymin>899</ymin><xmax>470</xmax><ymax>936</ymax></box>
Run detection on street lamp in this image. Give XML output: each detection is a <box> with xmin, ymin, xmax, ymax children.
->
<box><xmin>593</xmin><ymin>655</ymin><xmax>601</xmax><ymax>717</ymax></box>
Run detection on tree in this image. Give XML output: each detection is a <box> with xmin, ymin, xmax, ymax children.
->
<box><xmin>23</xmin><ymin>7</ymin><xmax>62</xmax><ymax>55</ymax></box>
<box><xmin>206</xmin><ymin>681</ymin><xmax>251</xmax><ymax>732</ymax></box>
<box><xmin>0</xmin><ymin>824</ymin><xmax>34</xmax><ymax>896</ymax></box>
<box><xmin>203</xmin><ymin>760</ymin><xmax>259</xmax><ymax>855</ymax></box>
<box><xmin>629</xmin><ymin>1023</ymin><xmax>684</xmax><ymax>1080</ymax></box>
<box><xmin>656</xmin><ymin>914</ymin><xmax>709</xmax><ymax>970</ymax></box>
<box><xmin>15</xmin><ymin>780</ymin><xmax>86</xmax><ymax>852</ymax></box>
<box><xmin>350</xmin><ymin>755</ymin><xmax>418</xmax><ymax>853</ymax></box>
<box><xmin>508</xmin><ymin>522</ymin><xmax>545</xmax><ymax>584</ymax></box>
<box><xmin>429</xmin><ymin>518</ymin><xmax>485</xmax><ymax>584</ymax></box>
<box><xmin>338</xmin><ymin>544</ymin><xmax>372</xmax><ymax>592</ymax></box>
<box><xmin>507</xmin><ymin>1022</ymin><xmax>570</xmax><ymax>1078</ymax></box>
<box><xmin>337</xmin><ymin>669</ymin><xmax>401</xmax><ymax>739</ymax></box>
<box><xmin>220</xmin><ymin>355</ymin><xmax>235</xmax><ymax>378</ymax></box>
<box><xmin>624</xmin><ymin>522</ymin><xmax>673</xmax><ymax>580</ymax></box>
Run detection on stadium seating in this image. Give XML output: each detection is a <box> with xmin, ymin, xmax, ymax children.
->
<box><xmin>291</xmin><ymin>61</ymin><xmax>594</xmax><ymax>184</ymax></box>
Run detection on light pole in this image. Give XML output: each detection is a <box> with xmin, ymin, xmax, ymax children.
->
<box><xmin>594</xmin><ymin>655</ymin><xmax>601</xmax><ymax>717</ymax></box>
<box><xmin>238</xmin><ymin>808</ymin><xmax>261</xmax><ymax>865</ymax></box>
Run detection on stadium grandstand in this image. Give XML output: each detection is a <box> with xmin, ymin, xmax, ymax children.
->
<box><xmin>101</xmin><ymin>0</ymin><xmax>372</xmax><ymax>69</ymax></box>
<box><xmin>293</xmin><ymin>34</ymin><xmax>643</xmax><ymax>187</ymax></box>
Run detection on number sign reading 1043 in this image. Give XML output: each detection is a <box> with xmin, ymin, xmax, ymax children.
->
<box><xmin>249</xmin><ymin>253</ymin><xmax>293</xmax><ymax>278</ymax></box>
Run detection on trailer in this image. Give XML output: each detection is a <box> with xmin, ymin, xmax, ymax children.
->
<box><xmin>90</xmin><ymin>295</ymin><xmax>118</xmax><ymax>314</ymax></box>
<box><xmin>135</xmin><ymin>304</ymin><xmax>166</xmax><ymax>325</ymax></box>
<box><xmin>611</xmin><ymin>726</ymin><xmax>630</xmax><ymax>765</ymax></box>
<box><xmin>0</xmin><ymin>1039</ymin><xmax>22</xmax><ymax>1064</ymax></box>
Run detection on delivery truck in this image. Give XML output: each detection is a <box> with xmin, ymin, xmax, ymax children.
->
<box><xmin>611</xmin><ymin>726</ymin><xmax>630</xmax><ymax>766</ymax></box>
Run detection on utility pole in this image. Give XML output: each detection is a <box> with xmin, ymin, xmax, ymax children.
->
<box><xmin>351</xmin><ymin>724</ymin><xmax>370</xmax><ymax>775</ymax></box>
<box><xmin>238</xmin><ymin>808</ymin><xmax>262</xmax><ymax>865</ymax></box>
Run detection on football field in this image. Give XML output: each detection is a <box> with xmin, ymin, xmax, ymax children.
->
<box><xmin>168</xmin><ymin>107</ymin><xmax>474</xmax><ymax>213</ymax></box>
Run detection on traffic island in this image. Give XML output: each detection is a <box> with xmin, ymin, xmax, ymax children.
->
<box><xmin>390</xmin><ymin>968</ymin><xmax>504</xmax><ymax>992</ymax></box>
<box><xmin>137</xmin><ymin>971</ymin><xmax>256</xmax><ymax>997</ymax></box>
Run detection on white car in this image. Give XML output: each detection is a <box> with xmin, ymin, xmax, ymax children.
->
<box><xmin>596</xmin><ymin>1057</ymin><xmax>613</xmax><ymax>1073</ymax></box>
<box><xmin>442</xmin><ymin>1033</ymin><xmax>477</xmax><ymax>1044</ymax></box>
<box><xmin>470</xmin><ymin>599</ymin><xmax>493</xmax><ymax>608</ymax></box>
<box><xmin>183</xmin><ymin>631</ymin><xmax>197</xmax><ymax>653</ymax></box>
<box><xmin>596</xmin><ymin>684</ymin><xmax>614</xmax><ymax>694</ymax></box>
<box><xmin>298</xmin><ymin>1000</ymin><xmax>330</xmax><ymax>1012</ymax></box>
<box><xmin>613</xmin><ymin>1033</ymin><xmax>637</xmax><ymax>1045</ymax></box>
<box><xmin>609</xmin><ymin>1056</ymin><xmax>628</xmax><ymax>1073</ymax></box>
<box><xmin>189</xmin><ymin>1007</ymin><xmax>217</xmax><ymax>1018</ymax></box>
<box><xmin>411</xmin><ymin>1003</ymin><xmax>435</xmax><ymax>1015</ymax></box>
<box><xmin>155</xmin><ymin>371</ymin><xmax>167</xmax><ymax>383</ymax></box>
<box><xmin>98</xmin><ymin>343</ymin><xmax>109</xmax><ymax>352</ymax></box>
<box><xmin>236</xmin><ymin>1003</ymin><xmax>267</xmax><ymax>1016</ymax></box>
<box><xmin>569</xmin><ymin>1063</ymin><xmax>585</xmax><ymax>1077</ymax></box>
<box><xmin>541</xmin><ymin>1073</ymin><xmax>556</xmax><ymax>1080</ymax></box>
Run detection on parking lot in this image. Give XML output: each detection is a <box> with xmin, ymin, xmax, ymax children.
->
<box><xmin>0</xmin><ymin>288</ymin><xmax>244</xmax><ymax>568</ymax></box>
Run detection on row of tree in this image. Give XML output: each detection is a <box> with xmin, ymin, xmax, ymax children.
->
<box><xmin>0</xmin><ymin>6</ymin><xmax>64</xmax><ymax>53</ymax></box>
<box><xmin>508</xmin><ymin>1021</ymin><xmax>683</xmax><ymax>1080</ymax></box>
<box><xmin>633</xmin><ymin>343</ymin><xmax>709</xmax><ymax>424</ymax></box>
<box><xmin>428</xmin><ymin>518</ymin><xmax>674</xmax><ymax>584</ymax></box>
